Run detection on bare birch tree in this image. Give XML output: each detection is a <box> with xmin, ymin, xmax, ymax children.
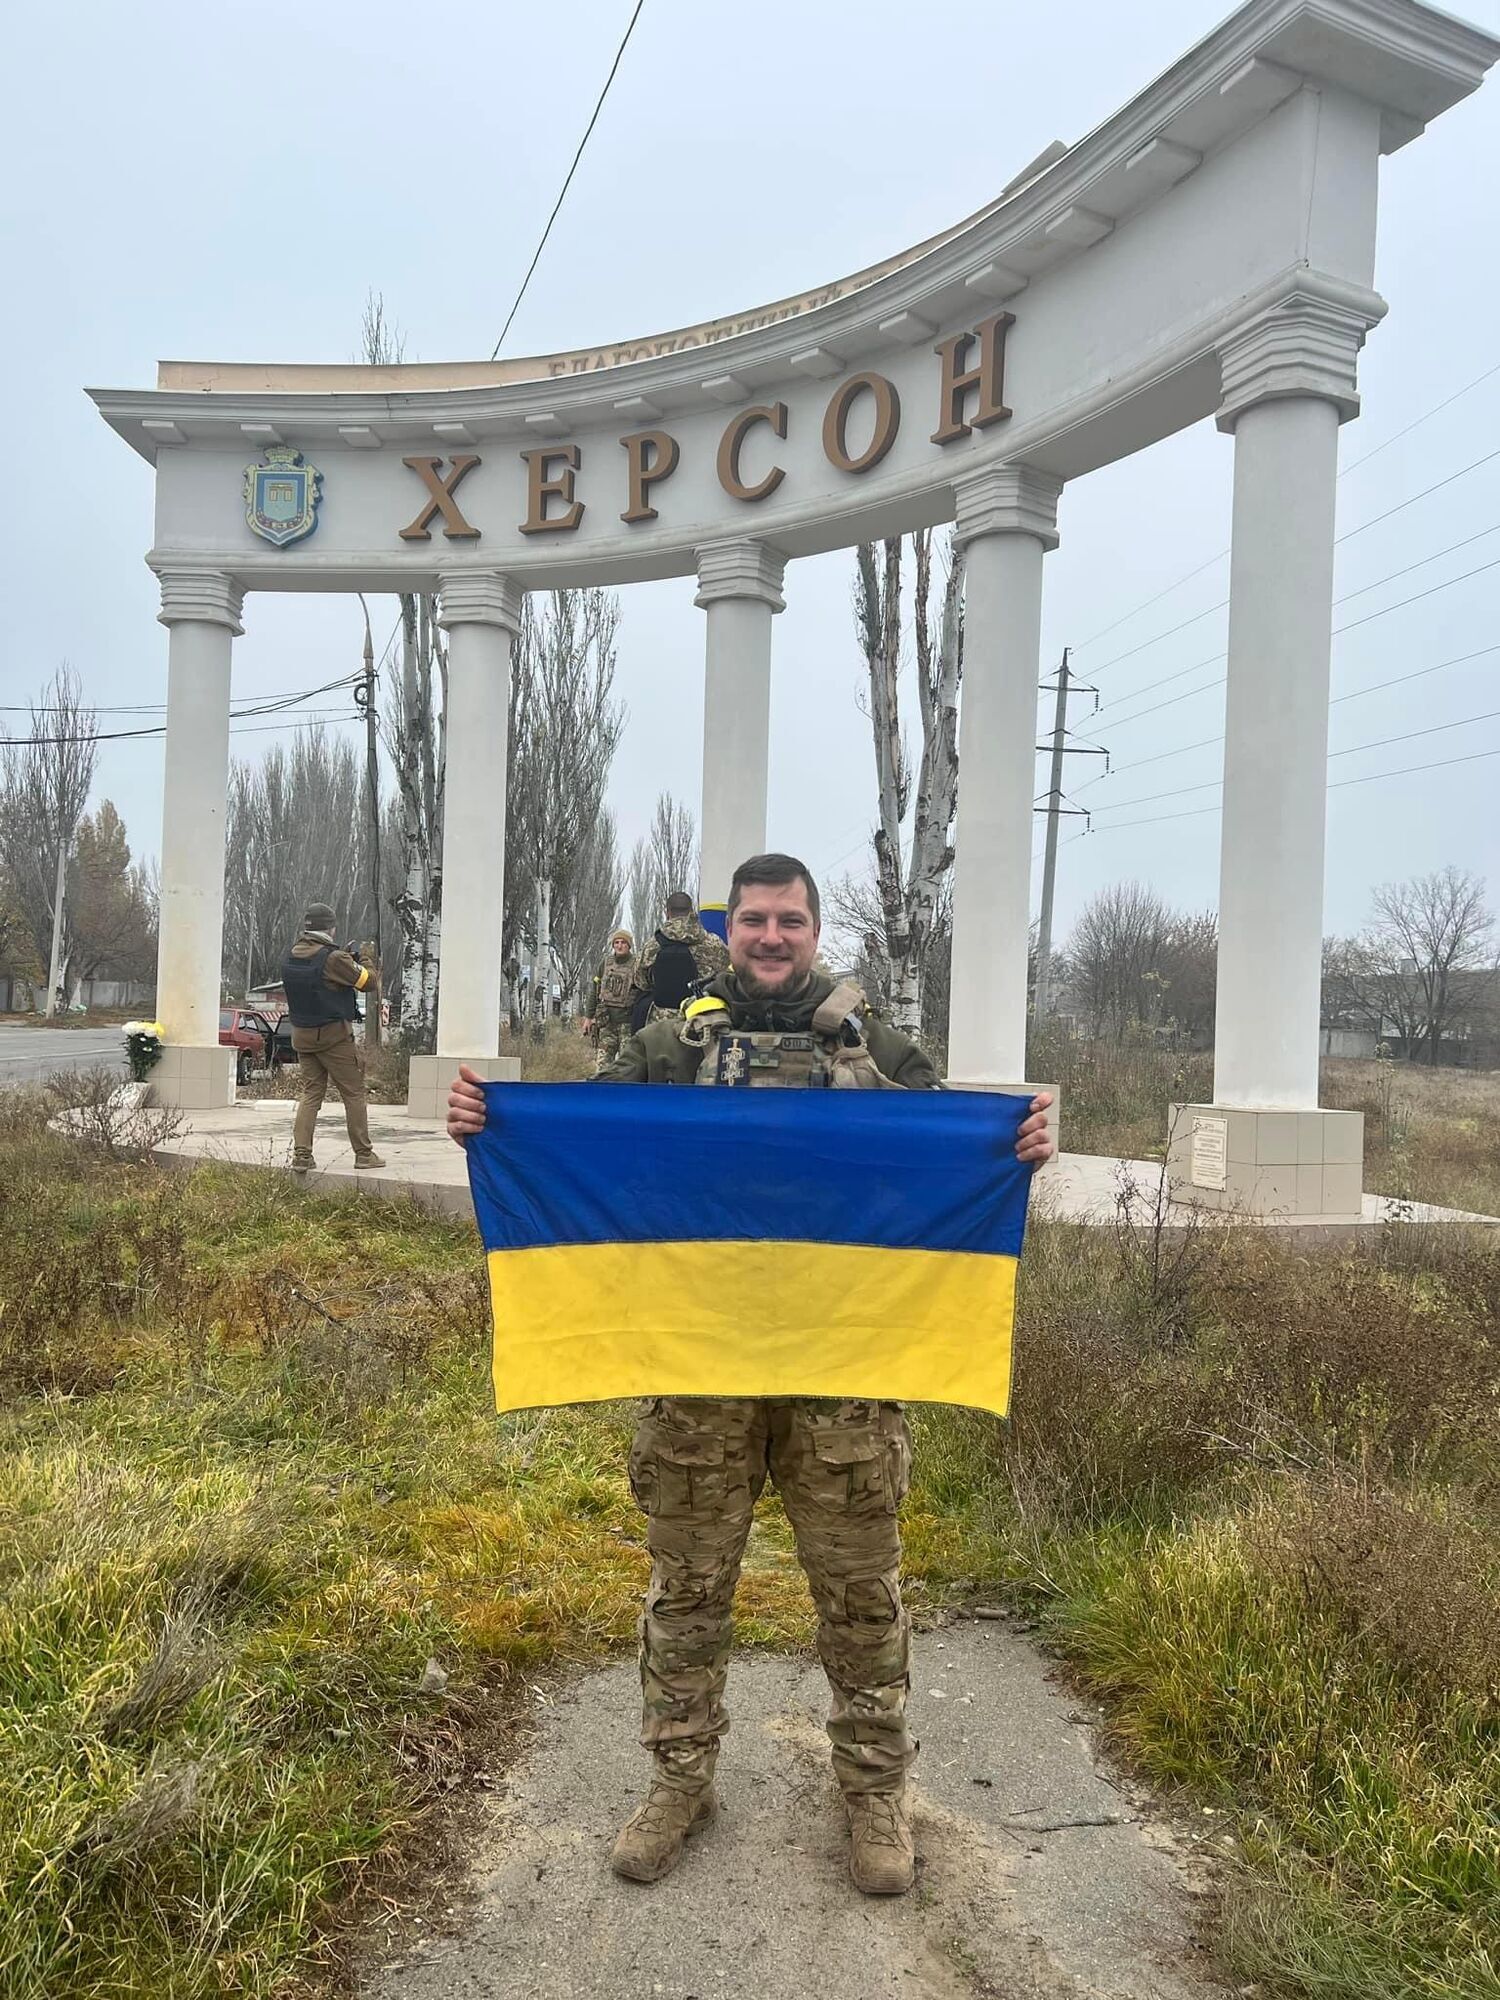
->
<box><xmin>844</xmin><ymin>531</ymin><xmax>963</xmax><ymax>1035</ymax></box>
<box><xmin>627</xmin><ymin>793</ymin><xmax>699</xmax><ymax>947</ymax></box>
<box><xmin>627</xmin><ymin>836</ymin><xmax>656</xmax><ymax>949</ymax></box>
<box><xmin>553</xmin><ymin>807</ymin><xmax>625</xmax><ymax>1010</ymax></box>
<box><xmin>355</xmin><ymin>290</ymin><xmax>447</xmax><ymax>1048</ymax></box>
<box><xmin>507</xmin><ymin>589</ymin><xmax>624</xmax><ymax>1030</ymax></box>
<box><xmin>222</xmin><ymin>729</ymin><xmax>374</xmax><ymax>992</ymax></box>
<box><xmin>386</xmin><ymin>593</ymin><xmax>445</xmax><ymax>1045</ymax></box>
<box><xmin>0</xmin><ymin>667</ymin><xmax>98</xmax><ymax>1011</ymax></box>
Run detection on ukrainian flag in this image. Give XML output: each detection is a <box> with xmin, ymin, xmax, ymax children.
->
<box><xmin>466</xmin><ymin>1083</ymin><xmax>1033</xmax><ymax>1417</ymax></box>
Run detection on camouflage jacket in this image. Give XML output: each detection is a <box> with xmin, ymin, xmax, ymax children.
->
<box><xmin>593</xmin><ymin>969</ymin><xmax>940</xmax><ymax>1089</ymax></box>
<box><xmin>632</xmin><ymin>917</ymin><xmax>730</xmax><ymax>1000</ymax></box>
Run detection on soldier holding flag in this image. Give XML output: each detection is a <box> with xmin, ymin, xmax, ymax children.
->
<box><xmin>448</xmin><ymin>853</ymin><xmax>1054</xmax><ymax>1899</ymax></box>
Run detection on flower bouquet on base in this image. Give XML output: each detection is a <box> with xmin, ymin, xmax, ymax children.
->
<box><xmin>121</xmin><ymin>1020</ymin><xmax>165</xmax><ymax>1082</ymax></box>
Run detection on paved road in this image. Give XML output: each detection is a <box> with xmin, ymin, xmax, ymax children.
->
<box><xmin>0</xmin><ymin>1022</ymin><xmax>125</xmax><ymax>1088</ymax></box>
<box><xmin>360</xmin><ymin>1624</ymin><xmax>1227</xmax><ymax>2000</ymax></box>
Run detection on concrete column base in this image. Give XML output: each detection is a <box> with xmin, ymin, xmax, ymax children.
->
<box><xmin>407</xmin><ymin>1053</ymin><xmax>521</xmax><ymax>1123</ymax></box>
<box><xmin>1168</xmin><ymin>1103</ymin><xmax>1364</xmax><ymax>1217</ymax></box>
<box><xmin>148</xmin><ymin>1044</ymin><xmax>237</xmax><ymax>1111</ymax></box>
<box><xmin>944</xmin><ymin>1078</ymin><xmax>1059</xmax><ymax>1170</ymax></box>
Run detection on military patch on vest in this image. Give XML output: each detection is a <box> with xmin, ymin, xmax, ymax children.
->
<box><xmin>714</xmin><ymin>1035</ymin><xmax>754</xmax><ymax>1085</ymax></box>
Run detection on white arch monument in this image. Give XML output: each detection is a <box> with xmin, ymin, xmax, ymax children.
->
<box><xmin>91</xmin><ymin>0</ymin><xmax>1496</xmax><ymax>1215</ymax></box>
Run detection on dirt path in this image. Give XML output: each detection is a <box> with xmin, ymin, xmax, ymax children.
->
<box><xmin>359</xmin><ymin>1623</ymin><xmax>1228</xmax><ymax>2000</ymax></box>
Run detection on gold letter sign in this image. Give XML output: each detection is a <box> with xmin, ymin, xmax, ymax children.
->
<box><xmin>619</xmin><ymin>430</ymin><xmax>681</xmax><ymax>524</ymax></box>
<box><xmin>931</xmin><ymin>314</ymin><xmax>1014</xmax><ymax>446</ymax></box>
<box><xmin>519</xmin><ymin>446</ymin><xmax>585</xmax><ymax>534</ymax></box>
<box><xmin>717</xmin><ymin>403</ymin><xmax>788</xmax><ymax>503</ymax></box>
<box><xmin>398</xmin><ymin>455</ymin><xmax>482</xmax><ymax>540</ymax></box>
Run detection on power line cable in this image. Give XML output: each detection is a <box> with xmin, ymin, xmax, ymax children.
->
<box><xmin>1332</xmin><ymin>442</ymin><xmax>1500</xmax><ymax>542</ymax></box>
<box><xmin>1329</xmin><ymin>642</ymin><xmax>1500</xmax><ymax>707</ymax></box>
<box><xmin>488</xmin><ymin>0</ymin><xmax>647</xmax><ymax>360</ymax></box>
<box><xmin>1334</xmin><ymin>553</ymin><xmax>1500</xmax><ymax>638</ymax></box>
<box><xmin>1089</xmin><ymin>463</ymin><xmax>1500</xmax><ymax>684</ymax></box>
<box><xmin>1068</xmin><ymin>551</ymin><xmax>1226</xmax><ymax>655</ymax></box>
<box><xmin>1078</xmin><ymin>640</ymin><xmax>1500</xmax><ymax>794</ymax></box>
<box><xmin>1091</xmin><ymin>520</ymin><xmax>1500</xmax><ymax>706</ymax></box>
<box><xmin>1339</xmin><ymin>359</ymin><xmax>1500</xmax><ymax>475</ymax></box>
<box><xmin>1086</xmin><ymin>548</ymin><xmax>1500</xmax><ymax>743</ymax></box>
<box><xmin>0</xmin><ymin>670</ymin><xmax>363</xmax><ymax>720</ymax></box>
<box><xmin>1084</xmin><ymin>704</ymin><xmax>1500</xmax><ymax>818</ymax></box>
<box><xmin>7</xmin><ymin>711</ymin><xmax>356</xmax><ymax>752</ymax></box>
<box><xmin>1072</xmin><ymin>362</ymin><xmax>1500</xmax><ymax>653</ymax></box>
<box><xmin>1061</xmin><ymin>745</ymin><xmax>1500</xmax><ymax>842</ymax></box>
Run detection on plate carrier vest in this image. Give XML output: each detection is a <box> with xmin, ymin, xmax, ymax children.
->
<box><xmin>681</xmin><ymin>981</ymin><xmax>902</xmax><ymax>1090</ymax></box>
<box><xmin>596</xmin><ymin>958</ymin><xmax>635</xmax><ymax>1014</ymax></box>
<box><xmin>281</xmin><ymin>944</ymin><xmax>359</xmax><ymax>1030</ymax></box>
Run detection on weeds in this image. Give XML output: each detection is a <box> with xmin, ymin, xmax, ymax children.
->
<box><xmin>1323</xmin><ymin>1057</ymin><xmax>1500</xmax><ymax>1215</ymax></box>
<box><xmin>1028</xmin><ymin>1020</ymin><xmax>1213</xmax><ymax>1160</ymax></box>
<box><xmin>501</xmin><ymin>1021</ymin><xmax>595</xmax><ymax>1081</ymax></box>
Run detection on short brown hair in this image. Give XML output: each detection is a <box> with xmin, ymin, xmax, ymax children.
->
<box><xmin>727</xmin><ymin>853</ymin><xmax>821</xmax><ymax>926</ymax></box>
<box><xmin>664</xmin><ymin>891</ymin><xmax>694</xmax><ymax>917</ymax></box>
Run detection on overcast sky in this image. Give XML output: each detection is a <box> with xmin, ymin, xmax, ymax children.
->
<box><xmin>2</xmin><ymin>0</ymin><xmax>1497</xmax><ymax>946</ymax></box>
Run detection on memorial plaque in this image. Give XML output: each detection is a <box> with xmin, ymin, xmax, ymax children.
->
<box><xmin>1190</xmin><ymin>1114</ymin><xmax>1228</xmax><ymax>1191</ymax></box>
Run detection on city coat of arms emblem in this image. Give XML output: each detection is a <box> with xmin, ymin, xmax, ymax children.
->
<box><xmin>244</xmin><ymin>446</ymin><xmax>323</xmax><ymax>547</ymax></box>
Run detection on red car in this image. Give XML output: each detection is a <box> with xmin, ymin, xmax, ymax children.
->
<box><xmin>218</xmin><ymin>1005</ymin><xmax>279</xmax><ymax>1085</ymax></box>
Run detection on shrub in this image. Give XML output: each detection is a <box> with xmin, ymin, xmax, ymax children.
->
<box><xmin>1026</xmin><ymin>1021</ymin><xmax>1212</xmax><ymax>1159</ymax></box>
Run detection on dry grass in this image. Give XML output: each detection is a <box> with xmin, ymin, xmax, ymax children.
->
<box><xmin>501</xmin><ymin>1021</ymin><xmax>596</xmax><ymax>1080</ymax></box>
<box><xmin>1324</xmin><ymin>1056</ymin><xmax>1500</xmax><ymax>1216</ymax></box>
<box><xmin>1027</xmin><ymin>1021</ymin><xmax>1213</xmax><ymax>1161</ymax></box>
<box><xmin>1027</xmin><ymin>1026</ymin><xmax>1500</xmax><ymax>1219</ymax></box>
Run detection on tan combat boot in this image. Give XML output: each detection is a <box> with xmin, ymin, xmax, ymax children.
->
<box><xmin>610</xmin><ymin>1781</ymin><xmax>717</xmax><ymax>1883</ymax></box>
<box><xmin>846</xmin><ymin>1790</ymin><xmax>915</xmax><ymax>1895</ymax></box>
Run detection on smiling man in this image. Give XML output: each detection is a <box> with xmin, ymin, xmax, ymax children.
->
<box><xmin>446</xmin><ymin>852</ymin><xmax>1053</xmax><ymax>1897</ymax></box>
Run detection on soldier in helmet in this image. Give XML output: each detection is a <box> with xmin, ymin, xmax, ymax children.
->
<box><xmin>631</xmin><ymin>890</ymin><xmax>729</xmax><ymax>1028</ymax></box>
<box><xmin>446</xmin><ymin>853</ymin><xmax>1054</xmax><ymax>1898</ymax></box>
<box><xmin>582</xmin><ymin>927</ymin><xmax>638</xmax><ymax>1072</ymax></box>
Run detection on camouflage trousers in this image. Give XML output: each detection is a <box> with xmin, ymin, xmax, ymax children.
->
<box><xmin>593</xmin><ymin>1015</ymin><xmax>630</xmax><ymax>1071</ymax></box>
<box><xmin>628</xmin><ymin>1396</ymin><xmax>913</xmax><ymax>1798</ymax></box>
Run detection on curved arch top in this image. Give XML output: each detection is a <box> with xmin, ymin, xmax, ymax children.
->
<box><xmin>90</xmin><ymin>0</ymin><xmax>1496</xmax><ymax>594</ymax></box>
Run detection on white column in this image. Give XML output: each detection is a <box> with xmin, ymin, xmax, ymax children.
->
<box><xmin>947</xmin><ymin>466</ymin><xmax>1061</xmax><ymax>1083</ymax></box>
<box><xmin>694</xmin><ymin>539</ymin><xmax>786</xmax><ymax>911</ymax></box>
<box><xmin>1212</xmin><ymin>289</ymin><xmax>1380</xmax><ymax>1108</ymax></box>
<box><xmin>154</xmin><ymin>567</ymin><xmax>243</xmax><ymax>1046</ymax></box>
<box><xmin>435</xmin><ymin>572</ymin><xmax>522</xmax><ymax>1058</ymax></box>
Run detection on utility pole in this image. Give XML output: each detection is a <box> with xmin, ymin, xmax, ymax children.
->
<box><xmin>1033</xmin><ymin>648</ymin><xmax>1107</xmax><ymax>1019</ymax></box>
<box><xmin>356</xmin><ymin>597</ymin><xmax>383</xmax><ymax>1049</ymax></box>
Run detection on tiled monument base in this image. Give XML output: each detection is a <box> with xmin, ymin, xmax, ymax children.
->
<box><xmin>149</xmin><ymin>1043</ymin><xmax>237</xmax><ymax>1111</ymax></box>
<box><xmin>944</xmin><ymin>1079</ymin><xmax>1059</xmax><ymax>1168</ymax></box>
<box><xmin>406</xmin><ymin>1053</ymin><xmax>521</xmax><ymax>1123</ymax></box>
<box><xmin>1167</xmin><ymin>1103</ymin><xmax>1364</xmax><ymax>1217</ymax></box>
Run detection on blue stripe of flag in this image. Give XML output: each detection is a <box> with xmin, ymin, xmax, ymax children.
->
<box><xmin>468</xmin><ymin>1083</ymin><xmax>1031</xmax><ymax>1258</ymax></box>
